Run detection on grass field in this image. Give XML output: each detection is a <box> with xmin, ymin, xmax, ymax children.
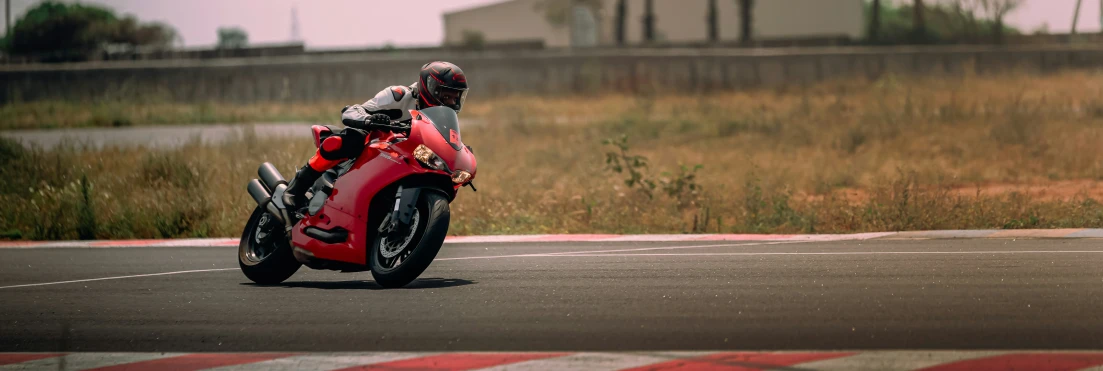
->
<box><xmin>2</xmin><ymin>70</ymin><xmax>1103</xmax><ymax>240</ymax></box>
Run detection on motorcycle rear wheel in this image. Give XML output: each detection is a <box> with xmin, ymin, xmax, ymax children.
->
<box><xmin>238</xmin><ymin>206</ymin><xmax>302</xmax><ymax>284</ymax></box>
<box><xmin>369</xmin><ymin>191</ymin><xmax>450</xmax><ymax>288</ymax></box>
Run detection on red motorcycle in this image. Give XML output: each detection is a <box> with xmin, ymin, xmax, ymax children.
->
<box><xmin>239</xmin><ymin>106</ymin><xmax>477</xmax><ymax>288</ymax></box>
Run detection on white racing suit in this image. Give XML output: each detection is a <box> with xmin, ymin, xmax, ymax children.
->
<box><xmin>312</xmin><ymin>82</ymin><xmax>422</xmax><ymax>170</ymax></box>
<box><xmin>282</xmin><ymin>83</ymin><xmax>422</xmax><ymax>208</ymax></box>
<box><xmin>341</xmin><ymin>82</ymin><xmax>421</xmax><ymax>127</ymax></box>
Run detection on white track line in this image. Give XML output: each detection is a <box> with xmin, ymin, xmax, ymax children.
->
<box><xmin>542</xmin><ymin>240</ymin><xmax>812</xmax><ymax>255</ymax></box>
<box><xmin>0</xmin><ymin>268</ymin><xmax>237</xmax><ymax>290</ymax></box>
<box><xmin>549</xmin><ymin>250</ymin><xmax>1103</xmax><ymax>257</ymax></box>
<box><xmin>9</xmin><ymin>242</ymin><xmax>1089</xmax><ymax>290</ymax></box>
<box><xmin>436</xmin><ymin>240</ymin><xmax>814</xmax><ymax>261</ymax></box>
<box><xmin>0</xmin><ymin>242</ymin><xmax>812</xmax><ymax>289</ymax></box>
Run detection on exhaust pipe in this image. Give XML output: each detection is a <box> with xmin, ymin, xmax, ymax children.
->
<box><xmin>247</xmin><ymin>178</ymin><xmax>287</xmax><ymax>225</ymax></box>
<box><xmin>258</xmin><ymin>163</ymin><xmax>287</xmax><ymax>192</ymax></box>
<box><xmin>247</xmin><ymin>179</ymin><xmax>270</xmax><ymax>205</ymax></box>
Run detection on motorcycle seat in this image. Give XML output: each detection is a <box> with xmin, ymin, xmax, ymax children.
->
<box><xmin>311</xmin><ymin>125</ymin><xmax>340</xmax><ymax>148</ymax></box>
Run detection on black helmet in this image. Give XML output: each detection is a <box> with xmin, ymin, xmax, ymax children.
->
<box><xmin>418</xmin><ymin>61</ymin><xmax>469</xmax><ymax>112</ymax></box>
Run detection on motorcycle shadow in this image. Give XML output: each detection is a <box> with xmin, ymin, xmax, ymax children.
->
<box><xmin>245</xmin><ymin>277</ymin><xmax>476</xmax><ymax>290</ymax></box>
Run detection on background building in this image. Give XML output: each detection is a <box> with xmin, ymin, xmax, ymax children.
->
<box><xmin>443</xmin><ymin>0</ymin><xmax>865</xmax><ymax>48</ymax></box>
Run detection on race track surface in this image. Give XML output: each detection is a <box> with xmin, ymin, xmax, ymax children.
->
<box><xmin>1</xmin><ymin>238</ymin><xmax>1102</xmax><ymax>353</ymax></box>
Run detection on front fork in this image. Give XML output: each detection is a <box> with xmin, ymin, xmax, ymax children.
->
<box><xmin>378</xmin><ymin>185</ymin><xmax>421</xmax><ymax>240</ymax></box>
<box><xmin>254</xmin><ymin>183</ymin><xmax>299</xmax><ymax>243</ymax></box>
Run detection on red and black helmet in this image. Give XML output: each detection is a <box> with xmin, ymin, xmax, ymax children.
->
<box><xmin>418</xmin><ymin>61</ymin><xmax>469</xmax><ymax>112</ymax></box>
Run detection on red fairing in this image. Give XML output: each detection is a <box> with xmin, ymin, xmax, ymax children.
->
<box><xmin>311</xmin><ymin>125</ymin><xmax>332</xmax><ymax>148</ymax></box>
<box><xmin>291</xmin><ymin>110</ymin><xmax>477</xmax><ymax>266</ymax></box>
<box><xmin>292</xmin><ymin>133</ymin><xmax>418</xmax><ymax>264</ymax></box>
<box><xmin>409</xmin><ymin>110</ymin><xmax>478</xmax><ymax>179</ymax></box>
<box><xmin>321</xmin><ymin>136</ymin><xmax>343</xmax><ymax>152</ymax></box>
<box><xmin>291</xmin><ymin>204</ymin><xmax>366</xmax><ymax>264</ymax></box>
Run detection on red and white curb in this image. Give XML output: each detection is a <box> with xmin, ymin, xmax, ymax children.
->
<box><xmin>4</xmin><ymin>351</ymin><xmax>1103</xmax><ymax>370</ymax></box>
<box><xmin>1</xmin><ymin>229</ymin><xmax>1101</xmax><ymax>248</ymax></box>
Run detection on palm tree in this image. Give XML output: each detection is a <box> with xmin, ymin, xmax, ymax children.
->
<box><xmin>707</xmin><ymin>0</ymin><xmax>719</xmax><ymax>43</ymax></box>
<box><xmin>1071</xmin><ymin>0</ymin><xmax>1083</xmax><ymax>35</ymax></box>
<box><xmin>643</xmin><ymin>0</ymin><xmax>655</xmax><ymax>42</ymax></box>
<box><xmin>869</xmin><ymin>0</ymin><xmax>882</xmax><ymax>43</ymax></box>
<box><xmin>913</xmin><ymin>0</ymin><xmax>927</xmax><ymax>43</ymax></box>
<box><xmin>980</xmin><ymin>0</ymin><xmax>1023</xmax><ymax>43</ymax></box>
<box><xmin>739</xmin><ymin>0</ymin><xmax>753</xmax><ymax>44</ymax></box>
<box><xmin>615</xmin><ymin>0</ymin><xmax>627</xmax><ymax>45</ymax></box>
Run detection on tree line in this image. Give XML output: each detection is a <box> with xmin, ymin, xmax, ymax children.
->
<box><xmin>867</xmin><ymin>0</ymin><xmax>1025</xmax><ymax>45</ymax></box>
<box><xmin>1</xmin><ymin>1</ymin><xmax>177</xmax><ymax>62</ymax></box>
<box><xmin>1</xmin><ymin>1</ymin><xmax>251</xmax><ymax>63</ymax></box>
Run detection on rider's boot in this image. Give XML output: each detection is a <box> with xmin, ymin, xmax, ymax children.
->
<box><xmin>282</xmin><ymin>164</ymin><xmax>323</xmax><ymax>211</ymax></box>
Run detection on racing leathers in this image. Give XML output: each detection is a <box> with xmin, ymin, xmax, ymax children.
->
<box><xmin>281</xmin><ymin>82</ymin><xmax>421</xmax><ymax>209</ymax></box>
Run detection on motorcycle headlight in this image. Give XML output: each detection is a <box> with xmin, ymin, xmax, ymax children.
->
<box><xmin>451</xmin><ymin>170</ymin><xmax>472</xmax><ymax>184</ymax></box>
<box><xmin>414</xmin><ymin>144</ymin><xmax>446</xmax><ymax>170</ymax></box>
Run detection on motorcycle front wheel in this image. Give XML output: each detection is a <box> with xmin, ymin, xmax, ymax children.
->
<box><xmin>369</xmin><ymin>191</ymin><xmax>451</xmax><ymax>288</ymax></box>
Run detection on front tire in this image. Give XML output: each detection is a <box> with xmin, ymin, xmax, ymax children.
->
<box><xmin>370</xmin><ymin>191</ymin><xmax>451</xmax><ymax>288</ymax></box>
<box><xmin>239</xmin><ymin>206</ymin><xmax>302</xmax><ymax>284</ymax></box>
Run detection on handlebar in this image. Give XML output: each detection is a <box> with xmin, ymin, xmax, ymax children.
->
<box><xmin>372</xmin><ymin>122</ymin><xmax>410</xmax><ymax>133</ymax></box>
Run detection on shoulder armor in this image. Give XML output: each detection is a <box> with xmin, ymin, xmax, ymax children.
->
<box><xmin>391</xmin><ymin>86</ymin><xmax>407</xmax><ymax>101</ymax></box>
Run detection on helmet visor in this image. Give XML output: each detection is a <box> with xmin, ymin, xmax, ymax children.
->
<box><xmin>438</xmin><ymin>86</ymin><xmax>468</xmax><ymax>112</ymax></box>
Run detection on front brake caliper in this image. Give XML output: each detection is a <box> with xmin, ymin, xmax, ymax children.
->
<box><xmin>255</xmin><ymin>213</ymin><xmax>275</xmax><ymax>244</ymax></box>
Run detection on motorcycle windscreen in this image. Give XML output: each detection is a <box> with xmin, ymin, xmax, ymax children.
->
<box><xmin>419</xmin><ymin>106</ymin><xmax>463</xmax><ymax>151</ymax></box>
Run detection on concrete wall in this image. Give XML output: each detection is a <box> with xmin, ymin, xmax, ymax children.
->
<box><xmin>755</xmin><ymin>0</ymin><xmax>864</xmax><ymax>40</ymax></box>
<box><xmin>444</xmin><ymin>0</ymin><xmax>572</xmax><ymax>47</ymax></box>
<box><xmin>444</xmin><ymin>0</ymin><xmax>863</xmax><ymax>48</ymax></box>
<box><xmin>3</xmin><ymin>45</ymin><xmax>1103</xmax><ymax>104</ymax></box>
<box><xmin>603</xmin><ymin>0</ymin><xmax>862</xmax><ymax>44</ymax></box>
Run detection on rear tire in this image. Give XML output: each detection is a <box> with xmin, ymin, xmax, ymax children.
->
<box><xmin>370</xmin><ymin>191</ymin><xmax>450</xmax><ymax>288</ymax></box>
<box><xmin>239</xmin><ymin>206</ymin><xmax>302</xmax><ymax>284</ymax></box>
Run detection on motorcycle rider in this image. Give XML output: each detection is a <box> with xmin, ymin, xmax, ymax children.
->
<box><xmin>281</xmin><ymin>61</ymin><xmax>470</xmax><ymax>210</ymax></box>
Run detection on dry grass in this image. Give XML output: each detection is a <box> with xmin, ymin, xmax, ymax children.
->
<box><xmin>0</xmin><ymin>100</ymin><xmax>342</xmax><ymax>130</ymax></box>
<box><xmin>3</xmin><ymin>70</ymin><xmax>1103</xmax><ymax>240</ymax></box>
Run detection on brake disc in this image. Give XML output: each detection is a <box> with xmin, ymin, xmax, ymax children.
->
<box><xmin>380</xmin><ymin>209</ymin><xmax>420</xmax><ymax>259</ymax></box>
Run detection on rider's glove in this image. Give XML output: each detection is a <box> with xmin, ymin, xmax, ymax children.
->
<box><xmin>368</xmin><ymin>113</ymin><xmax>393</xmax><ymax>128</ymax></box>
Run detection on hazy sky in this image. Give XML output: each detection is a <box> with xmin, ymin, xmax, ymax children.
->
<box><xmin>2</xmin><ymin>0</ymin><xmax>1101</xmax><ymax>48</ymax></box>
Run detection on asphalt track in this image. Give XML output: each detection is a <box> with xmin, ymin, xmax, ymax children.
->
<box><xmin>1</xmin><ymin>238</ymin><xmax>1101</xmax><ymax>353</ymax></box>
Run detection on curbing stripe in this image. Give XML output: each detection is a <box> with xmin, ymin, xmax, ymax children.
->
<box><xmin>1066</xmin><ymin>229</ymin><xmax>1103</xmax><ymax>238</ymax></box>
<box><xmin>598</xmin><ymin>234</ymin><xmax>716</xmax><ymax>242</ymax></box>
<box><xmin>443</xmin><ymin>235</ymin><xmax>554</xmax><ymax>243</ymax></box>
<box><xmin>84</xmin><ymin>353</ymin><xmax>298</xmax><ymax>371</ymax></box>
<box><xmin>4</xmin><ymin>352</ymin><xmax>1103</xmax><ymax>371</ymax></box>
<box><xmin>617</xmin><ymin>351</ymin><xmax>856</xmax><ymax>371</ymax></box>
<box><xmin>526</xmin><ymin>234</ymin><xmax>622</xmax><ymax>242</ymax></box>
<box><xmin>473</xmin><ymin>352</ymin><xmax>692</xmax><ymax>371</ymax></box>
<box><xmin>687</xmin><ymin>234</ymin><xmax>798</xmax><ymax>241</ymax></box>
<box><xmin>915</xmin><ymin>352</ymin><xmax>1103</xmax><ymax>371</ymax></box>
<box><xmin>790</xmin><ymin>351</ymin><xmax>1010</xmax><ymax>371</ymax></box>
<box><xmin>201</xmin><ymin>353</ymin><xmax>437</xmax><ymax>371</ymax></box>
<box><xmin>0</xmin><ymin>353</ymin><xmax>185</xmax><ymax>371</ymax></box>
<box><xmin>987</xmin><ymin>228</ymin><xmax>1088</xmax><ymax>239</ymax></box>
<box><xmin>328</xmin><ymin>352</ymin><xmax>569</xmax><ymax>371</ymax></box>
<box><xmin>0</xmin><ymin>353</ymin><xmax>65</xmax><ymax>367</ymax></box>
<box><xmin>891</xmin><ymin>230</ymin><xmax>999</xmax><ymax>239</ymax></box>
